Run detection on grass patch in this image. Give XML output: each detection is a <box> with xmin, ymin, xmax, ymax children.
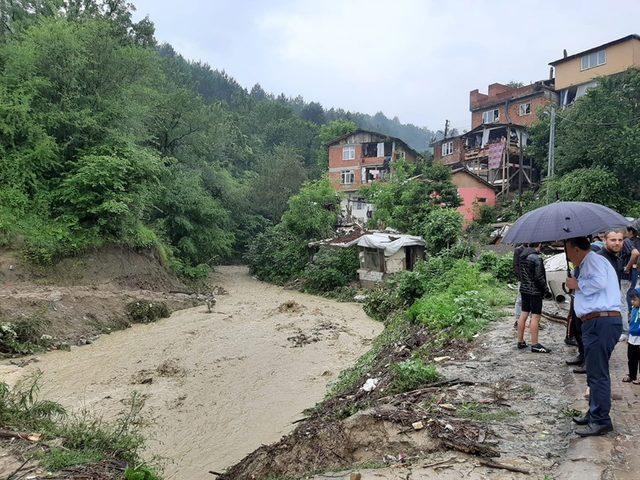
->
<box><xmin>390</xmin><ymin>358</ymin><xmax>439</xmax><ymax>394</ymax></box>
<box><xmin>0</xmin><ymin>375</ymin><xmax>161</xmax><ymax>477</ymax></box>
<box><xmin>458</xmin><ymin>402</ymin><xmax>519</xmax><ymax>423</ymax></box>
<box><xmin>325</xmin><ymin>313</ymin><xmax>412</xmax><ymax>399</ymax></box>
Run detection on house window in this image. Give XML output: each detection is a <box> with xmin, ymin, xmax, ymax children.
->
<box><xmin>341</xmin><ymin>170</ymin><xmax>355</xmax><ymax>184</ymax></box>
<box><xmin>441</xmin><ymin>141</ymin><xmax>454</xmax><ymax>156</ymax></box>
<box><xmin>518</xmin><ymin>103</ymin><xmax>531</xmax><ymax>116</ymax></box>
<box><xmin>477</xmin><ymin>197</ymin><xmax>487</xmax><ymax>203</ymax></box>
<box><xmin>342</xmin><ymin>145</ymin><xmax>355</xmax><ymax>160</ymax></box>
<box><xmin>581</xmin><ymin>49</ymin><xmax>606</xmax><ymax>70</ymax></box>
<box><xmin>482</xmin><ymin>109</ymin><xmax>500</xmax><ymax>124</ymax></box>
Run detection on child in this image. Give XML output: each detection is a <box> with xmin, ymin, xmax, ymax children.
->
<box><xmin>623</xmin><ymin>291</ymin><xmax>640</xmax><ymax>384</ymax></box>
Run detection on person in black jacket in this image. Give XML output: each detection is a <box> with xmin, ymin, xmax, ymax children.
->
<box><xmin>516</xmin><ymin>243</ymin><xmax>551</xmax><ymax>353</ymax></box>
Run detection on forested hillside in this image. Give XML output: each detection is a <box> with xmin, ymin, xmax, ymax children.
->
<box><xmin>0</xmin><ymin>0</ymin><xmax>433</xmax><ymax>277</ymax></box>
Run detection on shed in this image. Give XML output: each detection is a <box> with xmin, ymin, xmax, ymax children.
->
<box><xmin>356</xmin><ymin>232</ymin><xmax>426</xmax><ymax>286</ymax></box>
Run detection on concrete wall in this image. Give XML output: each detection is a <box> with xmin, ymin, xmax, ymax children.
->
<box><xmin>553</xmin><ymin>39</ymin><xmax>640</xmax><ymax>90</ymax></box>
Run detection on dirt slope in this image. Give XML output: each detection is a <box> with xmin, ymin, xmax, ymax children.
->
<box><xmin>0</xmin><ymin>247</ymin><xmax>197</xmax><ymax>342</ymax></box>
<box><xmin>1</xmin><ymin>266</ymin><xmax>382</xmax><ymax>480</ymax></box>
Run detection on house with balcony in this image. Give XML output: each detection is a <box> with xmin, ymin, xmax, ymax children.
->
<box><xmin>432</xmin><ymin>81</ymin><xmax>557</xmax><ymax>198</ymax></box>
<box><xmin>550</xmin><ymin>34</ymin><xmax>640</xmax><ymax>108</ymax></box>
<box><xmin>327</xmin><ymin>130</ymin><xmax>420</xmax><ymax>224</ymax></box>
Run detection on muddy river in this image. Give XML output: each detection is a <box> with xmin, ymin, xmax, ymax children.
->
<box><xmin>1</xmin><ymin>266</ymin><xmax>382</xmax><ymax>479</ymax></box>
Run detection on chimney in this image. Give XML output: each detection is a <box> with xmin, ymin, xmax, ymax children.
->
<box><xmin>563</xmin><ymin>49</ymin><xmax>568</xmax><ymax>58</ymax></box>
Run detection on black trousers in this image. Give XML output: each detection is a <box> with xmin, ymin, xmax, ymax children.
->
<box><xmin>569</xmin><ymin>303</ymin><xmax>584</xmax><ymax>360</ymax></box>
<box><xmin>628</xmin><ymin>343</ymin><xmax>640</xmax><ymax>380</ymax></box>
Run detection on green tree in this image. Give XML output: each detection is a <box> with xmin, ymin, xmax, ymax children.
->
<box><xmin>529</xmin><ymin>68</ymin><xmax>640</xmax><ymax>199</ymax></box>
<box><xmin>251</xmin><ymin>144</ymin><xmax>307</xmax><ymax>222</ymax></box>
<box><xmin>423</xmin><ymin>208</ymin><xmax>463</xmax><ymax>254</ymax></box>
<box><xmin>281</xmin><ymin>178</ymin><xmax>341</xmax><ymax>240</ymax></box>
<box><xmin>544</xmin><ymin>167</ymin><xmax>630</xmax><ymax>213</ymax></box>
<box><xmin>363</xmin><ymin>161</ymin><xmax>460</xmax><ymax>234</ymax></box>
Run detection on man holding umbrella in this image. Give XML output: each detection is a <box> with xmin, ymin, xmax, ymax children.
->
<box><xmin>566</xmin><ymin>237</ymin><xmax>622</xmax><ymax>436</ymax></box>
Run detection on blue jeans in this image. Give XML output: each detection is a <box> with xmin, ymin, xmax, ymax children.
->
<box><xmin>582</xmin><ymin>316</ymin><xmax>623</xmax><ymax>426</ymax></box>
<box><xmin>627</xmin><ymin>268</ymin><xmax>638</xmax><ymax>312</ymax></box>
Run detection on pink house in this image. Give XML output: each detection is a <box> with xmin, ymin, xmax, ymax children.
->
<box><xmin>450</xmin><ymin>166</ymin><xmax>497</xmax><ymax>225</ymax></box>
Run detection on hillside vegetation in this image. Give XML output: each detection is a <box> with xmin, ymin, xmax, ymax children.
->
<box><xmin>0</xmin><ymin>0</ymin><xmax>434</xmax><ymax>278</ymax></box>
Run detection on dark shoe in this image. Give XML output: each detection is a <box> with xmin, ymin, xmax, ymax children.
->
<box><xmin>517</xmin><ymin>341</ymin><xmax>527</xmax><ymax>350</ymax></box>
<box><xmin>514</xmin><ymin>320</ymin><xmax>518</xmax><ymax>329</ymax></box>
<box><xmin>531</xmin><ymin>343</ymin><xmax>551</xmax><ymax>353</ymax></box>
<box><xmin>566</xmin><ymin>356</ymin><xmax>584</xmax><ymax>366</ymax></box>
<box><xmin>572</xmin><ymin>414</ymin><xmax>589</xmax><ymax>426</ymax></box>
<box><xmin>573</xmin><ymin>365</ymin><xmax>587</xmax><ymax>374</ymax></box>
<box><xmin>575</xmin><ymin>423</ymin><xmax>613</xmax><ymax>437</ymax></box>
<box><xmin>564</xmin><ymin>337</ymin><xmax>578</xmax><ymax>347</ymax></box>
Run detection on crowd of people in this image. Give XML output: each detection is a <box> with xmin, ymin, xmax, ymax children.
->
<box><xmin>512</xmin><ymin>226</ymin><xmax>640</xmax><ymax>437</ymax></box>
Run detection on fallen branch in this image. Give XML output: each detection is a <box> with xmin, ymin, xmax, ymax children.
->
<box><xmin>0</xmin><ymin>429</ymin><xmax>40</xmax><ymax>442</ymax></box>
<box><xmin>479</xmin><ymin>459</ymin><xmax>530</xmax><ymax>474</ymax></box>
<box><xmin>423</xmin><ymin>457</ymin><xmax>457</xmax><ymax>468</ymax></box>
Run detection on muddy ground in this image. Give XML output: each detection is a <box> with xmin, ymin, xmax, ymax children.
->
<box><xmin>0</xmin><ymin>247</ymin><xmax>200</xmax><ymax>342</ymax></box>
<box><xmin>1</xmin><ymin>266</ymin><xmax>382</xmax><ymax>479</ymax></box>
<box><xmin>223</xmin><ymin>307</ymin><xmax>579</xmax><ymax>480</ymax></box>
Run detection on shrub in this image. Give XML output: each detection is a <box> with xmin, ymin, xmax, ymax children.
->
<box><xmin>301</xmin><ymin>247</ymin><xmax>359</xmax><ymax>293</ymax></box>
<box><xmin>245</xmin><ymin>224</ymin><xmax>309</xmax><ymax>284</ymax></box>
<box><xmin>390</xmin><ymin>358</ymin><xmax>439</xmax><ymax>393</ymax></box>
<box><xmin>477</xmin><ymin>251</ymin><xmax>514</xmax><ymax>282</ymax></box>
<box><xmin>125</xmin><ymin>301</ymin><xmax>170</xmax><ymax>324</ymax></box>
<box><xmin>0</xmin><ymin>313</ymin><xmax>52</xmax><ymax>355</ymax></box>
<box><xmin>474</xmin><ymin>203</ymin><xmax>496</xmax><ymax>224</ymax></box>
<box><xmin>423</xmin><ymin>208</ymin><xmax>463</xmax><ymax>254</ymax></box>
<box><xmin>363</xmin><ymin>287</ymin><xmax>402</xmax><ymax>323</ymax></box>
<box><xmin>477</xmin><ymin>251</ymin><xmax>498</xmax><ymax>272</ymax></box>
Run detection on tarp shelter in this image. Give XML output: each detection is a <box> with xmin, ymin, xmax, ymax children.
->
<box><xmin>356</xmin><ymin>233</ymin><xmax>426</xmax><ymax>286</ymax></box>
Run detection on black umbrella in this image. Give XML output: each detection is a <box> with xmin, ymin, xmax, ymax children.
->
<box><xmin>503</xmin><ymin>201</ymin><xmax>630</xmax><ymax>245</ymax></box>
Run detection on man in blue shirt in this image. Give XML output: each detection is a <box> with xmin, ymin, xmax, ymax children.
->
<box><xmin>565</xmin><ymin>236</ymin><xmax>622</xmax><ymax>437</ymax></box>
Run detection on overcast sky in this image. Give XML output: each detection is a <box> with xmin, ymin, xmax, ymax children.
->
<box><xmin>132</xmin><ymin>0</ymin><xmax>640</xmax><ymax>132</ymax></box>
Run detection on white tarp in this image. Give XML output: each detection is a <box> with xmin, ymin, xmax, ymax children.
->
<box><xmin>357</xmin><ymin>232</ymin><xmax>425</xmax><ymax>257</ymax></box>
<box><xmin>544</xmin><ymin>252</ymin><xmax>568</xmax><ymax>272</ymax></box>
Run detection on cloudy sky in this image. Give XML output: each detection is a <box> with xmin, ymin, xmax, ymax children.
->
<box><xmin>132</xmin><ymin>0</ymin><xmax>640</xmax><ymax>131</ymax></box>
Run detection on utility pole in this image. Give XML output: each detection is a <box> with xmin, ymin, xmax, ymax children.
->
<box><xmin>546</xmin><ymin>106</ymin><xmax>556</xmax><ymax>203</ymax></box>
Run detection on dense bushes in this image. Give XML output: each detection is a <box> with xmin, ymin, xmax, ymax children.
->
<box><xmin>362</xmin><ymin>161</ymin><xmax>460</xmax><ymax>235</ymax></box>
<box><xmin>422</xmin><ymin>208</ymin><xmax>463</xmax><ymax>254</ymax></box>
<box><xmin>246</xmin><ymin>179</ymin><xmax>343</xmax><ymax>288</ymax></box>
<box><xmin>477</xmin><ymin>251</ymin><xmax>516</xmax><ymax>282</ymax></box>
<box><xmin>363</xmin><ymin>253</ymin><xmax>511</xmax><ymax>339</ymax></box>
<box><xmin>301</xmin><ymin>247</ymin><xmax>359</xmax><ymax>293</ymax></box>
<box><xmin>245</xmin><ymin>224</ymin><xmax>310</xmax><ymax>284</ymax></box>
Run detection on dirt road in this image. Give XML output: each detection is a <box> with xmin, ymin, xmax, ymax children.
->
<box><xmin>1</xmin><ymin>266</ymin><xmax>382</xmax><ymax>479</ymax></box>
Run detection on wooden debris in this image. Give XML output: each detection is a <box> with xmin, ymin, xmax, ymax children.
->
<box><xmin>479</xmin><ymin>459</ymin><xmax>530</xmax><ymax>474</ymax></box>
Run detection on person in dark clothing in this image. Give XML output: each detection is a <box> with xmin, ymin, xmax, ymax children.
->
<box><xmin>623</xmin><ymin>227</ymin><xmax>640</xmax><ymax>317</ymax></box>
<box><xmin>516</xmin><ymin>243</ymin><xmax>551</xmax><ymax>353</ymax></box>
<box><xmin>566</xmin><ymin>263</ymin><xmax>586</xmax><ymax>374</ymax></box>
<box><xmin>513</xmin><ymin>244</ymin><xmax>527</xmax><ymax>328</ymax></box>
<box><xmin>597</xmin><ymin>230</ymin><xmax>628</xmax><ymax>340</ymax></box>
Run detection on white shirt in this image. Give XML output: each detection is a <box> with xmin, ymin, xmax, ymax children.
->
<box><xmin>574</xmin><ymin>251</ymin><xmax>622</xmax><ymax>318</ymax></box>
